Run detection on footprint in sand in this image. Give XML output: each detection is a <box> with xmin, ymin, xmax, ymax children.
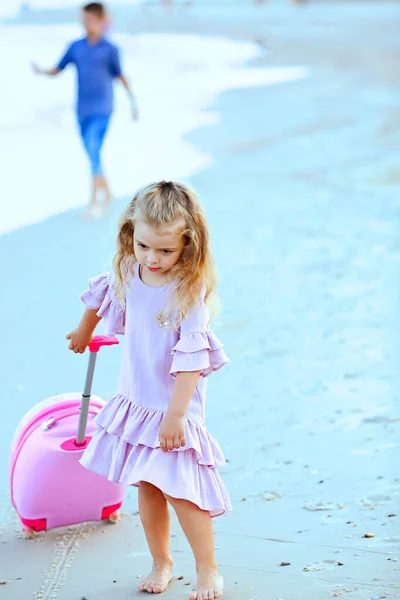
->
<box><xmin>303</xmin><ymin>560</ymin><xmax>343</xmax><ymax>572</ymax></box>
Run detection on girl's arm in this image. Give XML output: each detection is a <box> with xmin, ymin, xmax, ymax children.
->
<box><xmin>159</xmin><ymin>371</ymin><xmax>201</xmax><ymax>452</ymax></box>
<box><xmin>169</xmin><ymin>371</ymin><xmax>201</xmax><ymax>417</ymax></box>
<box><xmin>66</xmin><ymin>308</ymin><xmax>102</xmax><ymax>354</ymax></box>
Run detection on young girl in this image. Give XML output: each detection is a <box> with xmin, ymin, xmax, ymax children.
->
<box><xmin>66</xmin><ymin>181</ymin><xmax>231</xmax><ymax>599</ymax></box>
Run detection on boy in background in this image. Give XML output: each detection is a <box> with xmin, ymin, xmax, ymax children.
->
<box><xmin>33</xmin><ymin>2</ymin><xmax>138</xmax><ymax>217</ymax></box>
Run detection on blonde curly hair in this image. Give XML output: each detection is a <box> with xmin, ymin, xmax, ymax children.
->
<box><xmin>112</xmin><ymin>181</ymin><xmax>219</xmax><ymax>323</ymax></box>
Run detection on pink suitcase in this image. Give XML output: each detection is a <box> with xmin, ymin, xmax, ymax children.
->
<box><xmin>10</xmin><ymin>335</ymin><xmax>125</xmax><ymax>533</ymax></box>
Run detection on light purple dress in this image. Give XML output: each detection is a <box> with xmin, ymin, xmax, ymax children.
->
<box><xmin>79</xmin><ymin>263</ymin><xmax>231</xmax><ymax>517</ymax></box>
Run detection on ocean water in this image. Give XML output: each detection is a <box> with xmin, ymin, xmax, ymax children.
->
<box><xmin>1</xmin><ymin>0</ymin><xmax>255</xmax><ymax>19</ymax></box>
<box><xmin>1</xmin><ymin>0</ymin><xmax>141</xmax><ymax>19</ymax></box>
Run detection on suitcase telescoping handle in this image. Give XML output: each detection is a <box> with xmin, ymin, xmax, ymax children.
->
<box><xmin>75</xmin><ymin>335</ymin><xmax>119</xmax><ymax>446</ymax></box>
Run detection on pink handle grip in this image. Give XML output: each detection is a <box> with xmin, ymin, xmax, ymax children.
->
<box><xmin>88</xmin><ymin>335</ymin><xmax>119</xmax><ymax>353</ymax></box>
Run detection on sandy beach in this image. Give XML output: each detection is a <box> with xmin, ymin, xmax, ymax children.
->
<box><xmin>1</xmin><ymin>2</ymin><xmax>399</xmax><ymax>599</ymax></box>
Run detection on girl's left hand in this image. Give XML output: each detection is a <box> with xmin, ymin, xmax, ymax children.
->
<box><xmin>159</xmin><ymin>412</ymin><xmax>186</xmax><ymax>452</ymax></box>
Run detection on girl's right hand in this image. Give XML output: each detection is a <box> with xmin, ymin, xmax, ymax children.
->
<box><xmin>66</xmin><ymin>327</ymin><xmax>93</xmax><ymax>354</ymax></box>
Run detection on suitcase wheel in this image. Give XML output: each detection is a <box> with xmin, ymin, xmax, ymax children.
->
<box><xmin>101</xmin><ymin>503</ymin><xmax>122</xmax><ymax>523</ymax></box>
<box><xmin>23</xmin><ymin>526</ymin><xmax>37</xmax><ymax>539</ymax></box>
<box><xmin>107</xmin><ymin>510</ymin><xmax>119</xmax><ymax>524</ymax></box>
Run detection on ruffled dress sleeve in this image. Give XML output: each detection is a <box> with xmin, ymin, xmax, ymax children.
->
<box><xmin>170</xmin><ymin>293</ymin><xmax>229</xmax><ymax>378</ymax></box>
<box><xmin>80</xmin><ymin>272</ymin><xmax>125</xmax><ymax>336</ymax></box>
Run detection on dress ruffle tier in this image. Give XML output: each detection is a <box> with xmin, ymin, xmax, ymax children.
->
<box><xmin>170</xmin><ymin>331</ymin><xmax>229</xmax><ymax>377</ymax></box>
<box><xmin>80</xmin><ymin>272</ymin><xmax>125</xmax><ymax>336</ymax></box>
<box><xmin>80</xmin><ymin>394</ymin><xmax>232</xmax><ymax>517</ymax></box>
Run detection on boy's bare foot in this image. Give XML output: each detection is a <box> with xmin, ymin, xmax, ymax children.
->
<box><xmin>104</xmin><ymin>189</ymin><xmax>113</xmax><ymax>206</ymax></box>
<box><xmin>94</xmin><ymin>175</ymin><xmax>112</xmax><ymax>207</ymax></box>
<box><xmin>138</xmin><ymin>560</ymin><xmax>173</xmax><ymax>594</ymax></box>
<box><xmin>189</xmin><ymin>567</ymin><xmax>224</xmax><ymax>600</ymax></box>
<box><xmin>82</xmin><ymin>205</ymin><xmax>104</xmax><ymax>220</ymax></box>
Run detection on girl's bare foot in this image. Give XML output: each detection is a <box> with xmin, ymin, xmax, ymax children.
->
<box><xmin>189</xmin><ymin>566</ymin><xmax>224</xmax><ymax>600</ymax></box>
<box><xmin>138</xmin><ymin>559</ymin><xmax>174</xmax><ymax>594</ymax></box>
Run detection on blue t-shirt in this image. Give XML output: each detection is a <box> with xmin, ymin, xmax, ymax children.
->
<box><xmin>57</xmin><ymin>37</ymin><xmax>122</xmax><ymax>117</ymax></box>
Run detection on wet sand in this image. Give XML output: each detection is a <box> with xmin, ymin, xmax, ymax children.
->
<box><xmin>1</xmin><ymin>3</ymin><xmax>399</xmax><ymax>599</ymax></box>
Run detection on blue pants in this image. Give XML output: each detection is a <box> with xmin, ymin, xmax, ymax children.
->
<box><xmin>78</xmin><ymin>115</ymin><xmax>110</xmax><ymax>176</ymax></box>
